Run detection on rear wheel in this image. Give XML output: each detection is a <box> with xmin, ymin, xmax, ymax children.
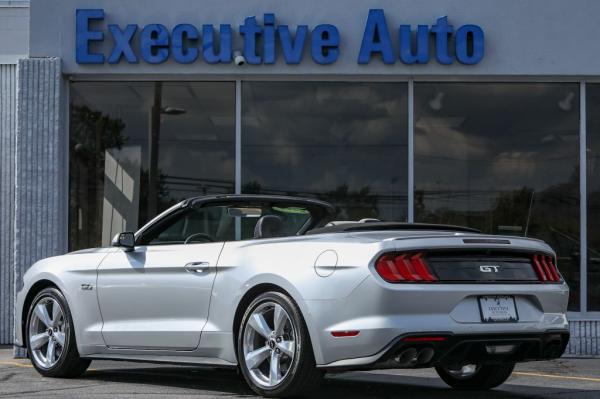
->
<box><xmin>26</xmin><ymin>287</ymin><xmax>91</xmax><ymax>377</ymax></box>
<box><xmin>237</xmin><ymin>291</ymin><xmax>323</xmax><ymax>397</ymax></box>
<box><xmin>435</xmin><ymin>363</ymin><xmax>515</xmax><ymax>390</ymax></box>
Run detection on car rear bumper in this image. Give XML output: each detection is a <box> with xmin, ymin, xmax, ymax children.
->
<box><xmin>307</xmin><ymin>275</ymin><xmax>569</xmax><ymax>366</ymax></box>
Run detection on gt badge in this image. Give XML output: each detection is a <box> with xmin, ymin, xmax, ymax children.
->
<box><xmin>480</xmin><ymin>265</ymin><xmax>500</xmax><ymax>273</ymax></box>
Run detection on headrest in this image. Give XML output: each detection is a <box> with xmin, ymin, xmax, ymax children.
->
<box><xmin>254</xmin><ymin>215</ymin><xmax>284</xmax><ymax>239</ymax></box>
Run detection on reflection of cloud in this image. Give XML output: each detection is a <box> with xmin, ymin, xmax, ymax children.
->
<box><xmin>415</xmin><ymin>125</ymin><xmax>488</xmax><ymax>160</ymax></box>
<box><xmin>241</xmin><ymin>83</ymin><xmax>408</xmax><ymax>209</ymax></box>
<box><xmin>491</xmin><ymin>151</ymin><xmax>537</xmax><ymax>182</ymax></box>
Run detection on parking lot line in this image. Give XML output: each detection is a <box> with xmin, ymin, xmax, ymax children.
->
<box><xmin>0</xmin><ymin>361</ymin><xmax>32</xmax><ymax>368</ymax></box>
<box><xmin>514</xmin><ymin>371</ymin><xmax>600</xmax><ymax>383</ymax></box>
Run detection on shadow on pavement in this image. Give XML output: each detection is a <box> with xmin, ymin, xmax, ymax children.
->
<box><xmin>81</xmin><ymin>366</ymin><xmax>600</xmax><ymax>398</ymax></box>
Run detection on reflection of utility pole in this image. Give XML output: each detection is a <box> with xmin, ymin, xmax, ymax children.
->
<box><xmin>148</xmin><ymin>82</ymin><xmax>162</xmax><ymax>218</ymax></box>
<box><xmin>524</xmin><ymin>190</ymin><xmax>535</xmax><ymax>237</ymax></box>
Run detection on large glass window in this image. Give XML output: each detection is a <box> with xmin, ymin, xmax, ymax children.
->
<box><xmin>69</xmin><ymin>82</ymin><xmax>235</xmax><ymax>250</ymax></box>
<box><xmin>414</xmin><ymin>83</ymin><xmax>581</xmax><ymax>310</ymax></box>
<box><xmin>587</xmin><ymin>84</ymin><xmax>600</xmax><ymax>311</ymax></box>
<box><xmin>241</xmin><ymin>82</ymin><xmax>408</xmax><ymax>221</ymax></box>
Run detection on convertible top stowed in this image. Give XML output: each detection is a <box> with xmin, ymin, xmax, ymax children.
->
<box><xmin>307</xmin><ymin>222</ymin><xmax>481</xmax><ymax>235</ymax></box>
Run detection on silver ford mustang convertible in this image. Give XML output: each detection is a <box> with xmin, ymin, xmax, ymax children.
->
<box><xmin>15</xmin><ymin>195</ymin><xmax>569</xmax><ymax>396</ymax></box>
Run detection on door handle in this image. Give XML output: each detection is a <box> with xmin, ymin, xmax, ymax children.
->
<box><xmin>184</xmin><ymin>262</ymin><xmax>210</xmax><ymax>273</ymax></box>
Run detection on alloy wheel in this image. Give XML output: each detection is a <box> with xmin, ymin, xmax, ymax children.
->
<box><xmin>242</xmin><ymin>301</ymin><xmax>297</xmax><ymax>388</ymax></box>
<box><xmin>28</xmin><ymin>297</ymin><xmax>67</xmax><ymax>369</ymax></box>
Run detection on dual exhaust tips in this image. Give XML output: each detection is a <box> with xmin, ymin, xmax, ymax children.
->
<box><xmin>394</xmin><ymin>347</ymin><xmax>435</xmax><ymax>367</ymax></box>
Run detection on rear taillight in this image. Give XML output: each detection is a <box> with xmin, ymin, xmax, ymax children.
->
<box><xmin>375</xmin><ymin>252</ymin><xmax>438</xmax><ymax>283</ymax></box>
<box><xmin>532</xmin><ymin>254</ymin><xmax>562</xmax><ymax>283</ymax></box>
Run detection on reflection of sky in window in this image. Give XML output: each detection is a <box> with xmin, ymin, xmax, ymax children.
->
<box><xmin>586</xmin><ymin>84</ymin><xmax>600</xmax><ymax>311</ymax></box>
<box><xmin>241</xmin><ymin>82</ymin><xmax>408</xmax><ymax>221</ymax></box>
<box><xmin>588</xmin><ymin>86</ymin><xmax>600</xmax><ymax>192</ymax></box>
<box><xmin>414</xmin><ymin>83</ymin><xmax>580</xmax><ymax>212</ymax></box>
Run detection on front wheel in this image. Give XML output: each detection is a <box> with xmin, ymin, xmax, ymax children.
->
<box><xmin>26</xmin><ymin>287</ymin><xmax>91</xmax><ymax>377</ymax></box>
<box><xmin>435</xmin><ymin>363</ymin><xmax>515</xmax><ymax>390</ymax></box>
<box><xmin>237</xmin><ymin>291</ymin><xmax>323</xmax><ymax>397</ymax></box>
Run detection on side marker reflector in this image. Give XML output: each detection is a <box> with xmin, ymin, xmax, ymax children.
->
<box><xmin>331</xmin><ymin>330</ymin><xmax>360</xmax><ymax>337</ymax></box>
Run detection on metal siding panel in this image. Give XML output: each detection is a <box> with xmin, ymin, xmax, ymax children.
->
<box><xmin>0</xmin><ymin>64</ymin><xmax>16</xmax><ymax>344</ymax></box>
<box><xmin>13</xmin><ymin>58</ymin><xmax>66</xmax><ymax>356</ymax></box>
<box><xmin>566</xmin><ymin>320</ymin><xmax>600</xmax><ymax>356</ymax></box>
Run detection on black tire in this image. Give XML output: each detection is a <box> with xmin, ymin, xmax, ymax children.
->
<box><xmin>435</xmin><ymin>363</ymin><xmax>515</xmax><ymax>390</ymax></box>
<box><xmin>25</xmin><ymin>287</ymin><xmax>91</xmax><ymax>378</ymax></box>
<box><xmin>237</xmin><ymin>291</ymin><xmax>323</xmax><ymax>397</ymax></box>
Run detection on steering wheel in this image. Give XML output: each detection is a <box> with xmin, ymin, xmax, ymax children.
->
<box><xmin>184</xmin><ymin>233</ymin><xmax>214</xmax><ymax>244</ymax></box>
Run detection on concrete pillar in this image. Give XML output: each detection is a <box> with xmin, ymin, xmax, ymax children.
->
<box><xmin>13</xmin><ymin>57</ymin><xmax>67</xmax><ymax>357</ymax></box>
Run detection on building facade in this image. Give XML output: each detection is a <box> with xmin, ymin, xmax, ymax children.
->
<box><xmin>1</xmin><ymin>0</ymin><xmax>599</xmax><ymax>355</ymax></box>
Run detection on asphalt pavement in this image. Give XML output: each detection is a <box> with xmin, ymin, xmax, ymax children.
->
<box><xmin>1</xmin><ymin>347</ymin><xmax>599</xmax><ymax>398</ymax></box>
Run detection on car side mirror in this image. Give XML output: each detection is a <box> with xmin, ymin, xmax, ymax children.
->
<box><xmin>111</xmin><ymin>232</ymin><xmax>135</xmax><ymax>251</ymax></box>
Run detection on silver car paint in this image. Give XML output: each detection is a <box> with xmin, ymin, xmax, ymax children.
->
<box><xmin>96</xmin><ymin>241</ymin><xmax>224</xmax><ymax>350</ymax></box>
<box><xmin>15</xmin><ymin>228</ymin><xmax>568</xmax><ymax>368</ymax></box>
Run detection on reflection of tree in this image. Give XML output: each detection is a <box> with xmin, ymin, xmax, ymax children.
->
<box><xmin>69</xmin><ymin>105</ymin><xmax>126</xmax><ymax>250</ymax></box>
<box><xmin>241</xmin><ymin>181</ymin><xmax>380</xmax><ymax>220</ymax></box>
<box><xmin>415</xmin><ymin>190</ymin><xmax>426</xmax><ymax>220</ymax></box>
<box><xmin>138</xmin><ymin>169</ymin><xmax>172</xmax><ymax>226</ymax></box>
<box><xmin>416</xmin><ymin>166</ymin><xmax>581</xmax><ymax>310</ymax></box>
<box><xmin>242</xmin><ymin>181</ymin><xmax>263</xmax><ymax>194</ymax></box>
<box><xmin>318</xmin><ymin>185</ymin><xmax>379</xmax><ymax>220</ymax></box>
<box><xmin>70</xmin><ymin>105</ymin><xmax>126</xmax><ymax>163</ymax></box>
<box><xmin>491</xmin><ymin>187</ymin><xmax>534</xmax><ymax>233</ymax></box>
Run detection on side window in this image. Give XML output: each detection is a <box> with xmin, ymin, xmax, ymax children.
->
<box><xmin>137</xmin><ymin>206</ymin><xmax>235</xmax><ymax>245</ymax></box>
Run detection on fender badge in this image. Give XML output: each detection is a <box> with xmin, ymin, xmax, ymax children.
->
<box><xmin>81</xmin><ymin>284</ymin><xmax>94</xmax><ymax>291</ymax></box>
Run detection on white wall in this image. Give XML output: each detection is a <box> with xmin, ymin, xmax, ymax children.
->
<box><xmin>0</xmin><ymin>2</ymin><xmax>28</xmax><ymax>63</ymax></box>
<box><xmin>28</xmin><ymin>0</ymin><xmax>600</xmax><ymax>77</ymax></box>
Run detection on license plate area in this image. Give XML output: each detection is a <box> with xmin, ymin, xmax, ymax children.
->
<box><xmin>478</xmin><ymin>295</ymin><xmax>519</xmax><ymax>323</ymax></box>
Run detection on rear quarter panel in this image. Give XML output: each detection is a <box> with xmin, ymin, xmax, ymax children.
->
<box><xmin>206</xmin><ymin>235</ymin><xmax>378</xmax><ymax>364</ymax></box>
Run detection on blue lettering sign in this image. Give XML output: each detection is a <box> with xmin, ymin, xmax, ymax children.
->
<box><xmin>358</xmin><ymin>9</ymin><xmax>394</xmax><ymax>64</ymax></box>
<box><xmin>431</xmin><ymin>16</ymin><xmax>453</xmax><ymax>65</ymax></box>
<box><xmin>202</xmin><ymin>25</ymin><xmax>232</xmax><ymax>64</ymax></box>
<box><xmin>239</xmin><ymin>16</ymin><xmax>262</xmax><ymax>64</ymax></box>
<box><xmin>140</xmin><ymin>24</ymin><xmax>170</xmax><ymax>64</ymax></box>
<box><xmin>107</xmin><ymin>24</ymin><xmax>138</xmax><ymax>64</ymax></box>
<box><xmin>263</xmin><ymin>14</ymin><xmax>276</xmax><ymax>64</ymax></box>
<box><xmin>74</xmin><ymin>9</ymin><xmax>485</xmax><ymax>67</ymax></box>
<box><xmin>311</xmin><ymin>24</ymin><xmax>339</xmax><ymax>65</ymax></box>
<box><xmin>455</xmin><ymin>24</ymin><xmax>484</xmax><ymax>64</ymax></box>
<box><xmin>399</xmin><ymin>25</ymin><xmax>429</xmax><ymax>64</ymax></box>
<box><xmin>76</xmin><ymin>9</ymin><xmax>105</xmax><ymax>64</ymax></box>
<box><xmin>172</xmin><ymin>24</ymin><xmax>199</xmax><ymax>64</ymax></box>
<box><xmin>278</xmin><ymin>25</ymin><xmax>308</xmax><ymax>64</ymax></box>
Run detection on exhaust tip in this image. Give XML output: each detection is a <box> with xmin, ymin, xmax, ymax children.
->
<box><xmin>417</xmin><ymin>347</ymin><xmax>435</xmax><ymax>364</ymax></box>
<box><xmin>395</xmin><ymin>347</ymin><xmax>418</xmax><ymax>367</ymax></box>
